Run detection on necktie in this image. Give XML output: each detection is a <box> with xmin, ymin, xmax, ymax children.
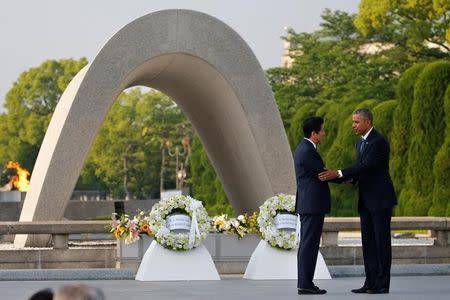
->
<box><xmin>359</xmin><ymin>138</ymin><xmax>365</xmax><ymax>154</ymax></box>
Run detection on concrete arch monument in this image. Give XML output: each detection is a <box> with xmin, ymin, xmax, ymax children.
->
<box><xmin>15</xmin><ymin>10</ymin><xmax>295</xmax><ymax>247</ymax></box>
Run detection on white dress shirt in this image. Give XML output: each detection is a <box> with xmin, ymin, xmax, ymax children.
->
<box><xmin>304</xmin><ymin>137</ymin><xmax>317</xmax><ymax>149</ymax></box>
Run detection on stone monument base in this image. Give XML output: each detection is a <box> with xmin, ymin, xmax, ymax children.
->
<box><xmin>243</xmin><ymin>240</ymin><xmax>331</xmax><ymax>280</ymax></box>
<box><xmin>135</xmin><ymin>241</ymin><xmax>220</xmax><ymax>281</ymax></box>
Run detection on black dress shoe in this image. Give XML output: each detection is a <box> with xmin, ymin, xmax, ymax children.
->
<box><xmin>367</xmin><ymin>287</ymin><xmax>389</xmax><ymax>294</ymax></box>
<box><xmin>298</xmin><ymin>286</ymin><xmax>327</xmax><ymax>295</ymax></box>
<box><xmin>351</xmin><ymin>286</ymin><xmax>370</xmax><ymax>293</ymax></box>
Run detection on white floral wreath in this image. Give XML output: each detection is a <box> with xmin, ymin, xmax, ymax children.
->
<box><xmin>149</xmin><ymin>195</ymin><xmax>209</xmax><ymax>250</ymax></box>
<box><xmin>257</xmin><ymin>194</ymin><xmax>300</xmax><ymax>250</ymax></box>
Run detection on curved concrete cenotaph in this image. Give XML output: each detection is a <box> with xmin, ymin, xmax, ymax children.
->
<box><xmin>15</xmin><ymin>10</ymin><xmax>296</xmax><ymax>247</ymax></box>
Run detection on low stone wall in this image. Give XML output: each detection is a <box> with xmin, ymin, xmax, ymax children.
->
<box><xmin>0</xmin><ymin>247</ymin><xmax>116</xmax><ymax>269</ymax></box>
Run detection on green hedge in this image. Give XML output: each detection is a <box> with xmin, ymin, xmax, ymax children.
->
<box><xmin>390</xmin><ymin>63</ymin><xmax>427</xmax><ymax>214</ymax></box>
<box><xmin>429</xmin><ymin>84</ymin><xmax>450</xmax><ymax>216</ymax></box>
<box><xmin>400</xmin><ymin>61</ymin><xmax>450</xmax><ymax>216</ymax></box>
<box><xmin>372</xmin><ymin>100</ymin><xmax>397</xmax><ymax>141</ymax></box>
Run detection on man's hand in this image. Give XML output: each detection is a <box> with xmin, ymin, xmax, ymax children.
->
<box><xmin>318</xmin><ymin>170</ymin><xmax>339</xmax><ymax>181</ymax></box>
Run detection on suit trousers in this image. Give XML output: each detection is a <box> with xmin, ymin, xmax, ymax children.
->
<box><xmin>360</xmin><ymin>206</ymin><xmax>392</xmax><ymax>289</ymax></box>
<box><xmin>297</xmin><ymin>214</ymin><xmax>324</xmax><ymax>289</ymax></box>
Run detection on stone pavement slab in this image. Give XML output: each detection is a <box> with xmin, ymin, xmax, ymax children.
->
<box><xmin>1</xmin><ymin>276</ymin><xmax>449</xmax><ymax>300</ymax></box>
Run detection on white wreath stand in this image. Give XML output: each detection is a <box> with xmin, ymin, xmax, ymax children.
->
<box><xmin>243</xmin><ymin>240</ymin><xmax>331</xmax><ymax>280</ymax></box>
<box><xmin>135</xmin><ymin>240</ymin><xmax>220</xmax><ymax>281</ymax></box>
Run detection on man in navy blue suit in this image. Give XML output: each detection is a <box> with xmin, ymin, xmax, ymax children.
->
<box><xmin>319</xmin><ymin>108</ymin><xmax>397</xmax><ymax>294</ymax></box>
<box><xmin>294</xmin><ymin>116</ymin><xmax>330</xmax><ymax>295</ymax></box>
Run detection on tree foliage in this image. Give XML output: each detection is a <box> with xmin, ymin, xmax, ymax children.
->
<box><xmin>372</xmin><ymin>100</ymin><xmax>397</xmax><ymax>140</ymax></box>
<box><xmin>269</xmin><ymin>9</ymin><xmax>405</xmax><ymax>143</ymax></box>
<box><xmin>85</xmin><ymin>89</ymin><xmax>192</xmax><ymax>199</ymax></box>
<box><xmin>390</xmin><ymin>63</ymin><xmax>427</xmax><ymax>208</ymax></box>
<box><xmin>429</xmin><ymin>84</ymin><xmax>450</xmax><ymax>216</ymax></box>
<box><xmin>0</xmin><ymin>58</ymin><xmax>88</xmax><ymax>171</ymax></box>
<box><xmin>355</xmin><ymin>0</ymin><xmax>450</xmax><ymax>56</ymax></box>
<box><xmin>400</xmin><ymin>61</ymin><xmax>450</xmax><ymax>215</ymax></box>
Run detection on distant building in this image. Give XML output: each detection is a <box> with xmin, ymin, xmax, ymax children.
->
<box><xmin>357</xmin><ymin>42</ymin><xmax>395</xmax><ymax>54</ymax></box>
<box><xmin>281</xmin><ymin>27</ymin><xmax>300</xmax><ymax>68</ymax></box>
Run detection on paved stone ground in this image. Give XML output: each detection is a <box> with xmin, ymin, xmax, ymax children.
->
<box><xmin>3</xmin><ymin>276</ymin><xmax>449</xmax><ymax>300</ymax></box>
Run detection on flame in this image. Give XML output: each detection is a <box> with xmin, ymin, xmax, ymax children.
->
<box><xmin>6</xmin><ymin>161</ymin><xmax>30</xmax><ymax>192</ymax></box>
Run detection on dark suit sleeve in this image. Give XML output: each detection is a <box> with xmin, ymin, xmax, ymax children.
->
<box><xmin>341</xmin><ymin>137</ymin><xmax>388</xmax><ymax>179</ymax></box>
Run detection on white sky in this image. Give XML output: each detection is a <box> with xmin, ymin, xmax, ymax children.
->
<box><xmin>0</xmin><ymin>0</ymin><xmax>360</xmax><ymax>112</ymax></box>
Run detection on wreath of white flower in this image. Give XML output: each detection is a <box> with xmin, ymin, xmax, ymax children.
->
<box><xmin>149</xmin><ymin>195</ymin><xmax>209</xmax><ymax>250</ymax></box>
<box><xmin>257</xmin><ymin>194</ymin><xmax>299</xmax><ymax>250</ymax></box>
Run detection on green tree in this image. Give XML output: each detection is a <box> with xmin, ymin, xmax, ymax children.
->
<box><xmin>284</xmin><ymin>10</ymin><xmax>400</xmax><ymax>103</ymax></box>
<box><xmin>390</xmin><ymin>63</ymin><xmax>427</xmax><ymax>213</ymax></box>
<box><xmin>86</xmin><ymin>89</ymin><xmax>192</xmax><ymax>199</ymax></box>
<box><xmin>0</xmin><ymin>58</ymin><xmax>88</xmax><ymax>171</ymax></box>
<box><xmin>266</xmin><ymin>67</ymin><xmax>305</xmax><ymax>132</ymax></box>
<box><xmin>269</xmin><ymin>9</ymin><xmax>403</xmax><ymax>154</ymax></box>
<box><xmin>355</xmin><ymin>0</ymin><xmax>450</xmax><ymax>57</ymax></box>
<box><xmin>429</xmin><ymin>84</ymin><xmax>450</xmax><ymax>216</ymax></box>
<box><xmin>400</xmin><ymin>61</ymin><xmax>450</xmax><ymax>215</ymax></box>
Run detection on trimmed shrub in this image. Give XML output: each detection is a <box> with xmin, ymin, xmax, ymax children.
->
<box><xmin>390</xmin><ymin>63</ymin><xmax>427</xmax><ymax>214</ymax></box>
<box><xmin>372</xmin><ymin>100</ymin><xmax>397</xmax><ymax>141</ymax></box>
<box><xmin>429</xmin><ymin>84</ymin><xmax>450</xmax><ymax>216</ymax></box>
<box><xmin>400</xmin><ymin>61</ymin><xmax>450</xmax><ymax>216</ymax></box>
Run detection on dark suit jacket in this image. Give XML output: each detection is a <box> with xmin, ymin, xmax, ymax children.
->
<box><xmin>294</xmin><ymin>139</ymin><xmax>331</xmax><ymax>214</ymax></box>
<box><xmin>341</xmin><ymin>129</ymin><xmax>397</xmax><ymax>211</ymax></box>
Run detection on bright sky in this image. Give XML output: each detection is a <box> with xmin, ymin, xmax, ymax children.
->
<box><xmin>0</xmin><ymin>0</ymin><xmax>360</xmax><ymax>112</ymax></box>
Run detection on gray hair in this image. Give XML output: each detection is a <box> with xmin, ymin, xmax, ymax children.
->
<box><xmin>54</xmin><ymin>284</ymin><xmax>105</xmax><ymax>300</ymax></box>
<box><xmin>354</xmin><ymin>108</ymin><xmax>373</xmax><ymax>123</ymax></box>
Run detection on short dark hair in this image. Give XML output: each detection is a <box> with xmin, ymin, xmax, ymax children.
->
<box><xmin>29</xmin><ymin>288</ymin><xmax>53</xmax><ymax>300</ymax></box>
<box><xmin>354</xmin><ymin>108</ymin><xmax>373</xmax><ymax>123</ymax></box>
<box><xmin>302</xmin><ymin>116</ymin><xmax>324</xmax><ymax>138</ymax></box>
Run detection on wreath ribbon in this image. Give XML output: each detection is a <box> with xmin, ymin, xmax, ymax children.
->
<box><xmin>188</xmin><ymin>210</ymin><xmax>201</xmax><ymax>247</ymax></box>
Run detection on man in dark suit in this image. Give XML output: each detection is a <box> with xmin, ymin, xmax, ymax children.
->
<box><xmin>319</xmin><ymin>108</ymin><xmax>397</xmax><ymax>294</ymax></box>
<box><xmin>294</xmin><ymin>116</ymin><xmax>330</xmax><ymax>295</ymax></box>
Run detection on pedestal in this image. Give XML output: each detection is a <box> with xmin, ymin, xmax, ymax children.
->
<box><xmin>135</xmin><ymin>241</ymin><xmax>220</xmax><ymax>281</ymax></box>
<box><xmin>243</xmin><ymin>240</ymin><xmax>331</xmax><ymax>280</ymax></box>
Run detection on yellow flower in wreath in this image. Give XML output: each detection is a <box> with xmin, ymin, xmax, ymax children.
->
<box><xmin>114</xmin><ymin>229</ymin><xmax>122</xmax><ymax>239</ymax></box>
<box><xmin>140</xmin><ymin>223</ymin><xmax>152</xmax><ymax>235</ymax></box>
